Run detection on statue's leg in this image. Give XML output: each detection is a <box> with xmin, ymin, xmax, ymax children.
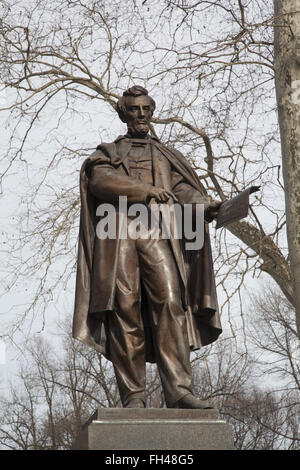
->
<box><xmin>108</xmin><ymin>237</ymin><xmax>146</xmax><ymax>407</ymax></box>
<box><xmin>137</xmin><ymin>237</ymin><xmax>193</xmax><ymax>407</ymax></box>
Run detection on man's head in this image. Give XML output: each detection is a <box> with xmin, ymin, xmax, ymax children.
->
<box><xmin>116</xmin><ymin>86</ymin><xmax>156</xmax><ymax>138</ymax></box>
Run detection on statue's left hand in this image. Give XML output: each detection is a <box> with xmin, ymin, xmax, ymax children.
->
<box><xmin>205</xmin><ymin>201</ymin><xmax>222</xmax><ymax>221</ymax></box>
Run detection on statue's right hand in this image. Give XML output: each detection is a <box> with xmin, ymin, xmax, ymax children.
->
<box><xmin>146</xmin><ymin>186</ymin><xmax>178</xmax><ymax>203</ymax></box>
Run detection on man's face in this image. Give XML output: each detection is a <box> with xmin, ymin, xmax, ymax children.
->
<box><xmin>124</xmin><ymin>95</ymin><xmax>153</xmax><ymax>137</ymax></box>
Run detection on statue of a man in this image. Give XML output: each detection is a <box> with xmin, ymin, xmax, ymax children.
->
<box><xmin>72</xmin><ymin>86</ymin><xmax>222</xmax><ymax>409</ymax></box>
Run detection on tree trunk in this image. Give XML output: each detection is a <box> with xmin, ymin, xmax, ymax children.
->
<box><xmin>274</xmin><ymin>0</ymin><xmax>300</xmax><ymax>338</ymax></box>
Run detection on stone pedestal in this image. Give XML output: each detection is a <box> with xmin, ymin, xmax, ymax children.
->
<box><xmin>72</xmin><ymin>408</ymin><xmax>235</xmax><ymax>450</ymax></box>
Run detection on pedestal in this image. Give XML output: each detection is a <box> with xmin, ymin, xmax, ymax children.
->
<box><xmin>72</xmin><ymin>408</ymin><xmax>235</xmax><ymax>450</ymax></box>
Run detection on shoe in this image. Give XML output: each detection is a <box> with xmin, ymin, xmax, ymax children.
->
<box><xmin>172</xmin><ymin>393</ymin><xmax>214</xmax><ymax>409</ymax></box>
<box><xmin>125</xmin><ymin>399</ymin><xmax>145</xmax><ymax>408</ymax></box>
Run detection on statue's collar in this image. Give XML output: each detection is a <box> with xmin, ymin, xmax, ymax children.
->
<box><xmin>114</xmin><ymin>134</ymin><xmax>160</xmax><ymax>144</ymax></box>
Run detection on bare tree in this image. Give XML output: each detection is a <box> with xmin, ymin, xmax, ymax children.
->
<box><xmin>0</xmin><ymin>1</ymin><xmax>299</xmax><ymax>451</ymax></box>
<box><xmin>1</xmin><ymin>317</ymin><xmax>298</xmax><ymax>450</ymax></box>
<box><xmin>248</xmin><ymin>286</ymin><xmax>299</xmax><ymax>395</ymax></box>
<box><xmin>239</xmin><ymin>286</ymin><xmax>300</xmax><ymax>450</ymax></box>
<box><xmin>0</xmin><ymin>0</ymin><xmax>296</xmax><ymax>344</ymax></box>
<box><xmin>274</xmin><ymin>0</ymin><xmax>300</xmax><ymax>336</ymax></box>
<box><xmin>222</xmin><ymin>387</ymin><xmax>299</xmax><ymax>450</ymax></box>
<box><xmin>0</xmin><ymin>320</ymin><xmax>122</xmax><ymax>449</ymax></box>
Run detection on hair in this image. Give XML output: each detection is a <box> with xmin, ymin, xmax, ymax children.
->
<box><xmin>116</xmin><ymin>85</ymin><xmax>156</xmax><ymax>123</ymax></box>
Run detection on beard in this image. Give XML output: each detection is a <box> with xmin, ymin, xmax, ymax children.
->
<box><xmin>127</xmin><ymin>121</ymin><xmax>150</xmax><ymax>137</ymax></box>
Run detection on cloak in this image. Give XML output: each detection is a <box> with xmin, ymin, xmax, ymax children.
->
<box><xmin>72</xmin><ymin>135</ymin><xmax>222</xmax><ymax>363</ymax></box>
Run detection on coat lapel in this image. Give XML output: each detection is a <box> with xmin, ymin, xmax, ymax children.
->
<box><xmin>151</xmin><ymin>141</ymin><xmax>171</xmax><ymax>189</ymax></box>
<box><xmin>114</xmin><ymin>138</ymin><xmax>131</xmax><ymax>174</ymax></box>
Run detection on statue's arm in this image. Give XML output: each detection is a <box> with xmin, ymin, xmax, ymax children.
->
<box><xmin>171</xmin><ymin>170</ymin><xmax>220</xmax><ymax>221</ymax></box>
<box><xmin>88</xmin><ymin>162</ymin><xmax>153</xmax><ymax>204</ymax></box>
<box><xmin>171</xmin><ymin>170</ymin><xmax>210</xmax><ymax>208</ymax></box>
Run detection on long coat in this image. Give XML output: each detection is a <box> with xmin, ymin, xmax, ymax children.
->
<box><xmin>72</xmin><ymin>135</ymin><xmax>222</xmax><ymax>363</ymax></box>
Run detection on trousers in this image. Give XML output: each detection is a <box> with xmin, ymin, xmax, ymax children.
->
<box><xmin>108</xmin><ymin>235</ymin><xmax>193</xmax><ymax>407</ymax></box>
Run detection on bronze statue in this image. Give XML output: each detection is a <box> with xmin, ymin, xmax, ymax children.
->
<box><xmin>72</xmin><ymin>86</ymin><xmax>222</xmax><ymax>409</ymax></box>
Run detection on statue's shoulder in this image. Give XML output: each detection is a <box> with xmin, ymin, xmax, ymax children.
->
<box><xmin>80</xmin><ymin>140</ymin><xmax>115</xmax><ymax>172</ymax></box>
<box><xmin>94</xmin><ymin>135</ymin><xmax>127</xmax><ymax>156</ymax></box>
<box><xmin>168</xmin><ymin>145</ymin><xmax>186</xmax><ymax>159</ymax></box>
<box><xmin>158</xmin><ymin>141</ymin><xmax>189</xmax><ymax>164</ymax></box>
<box><xmin>95</xmin><ymin>140</ymin><xmax>117</xmax><ymax>155</ymax></box>
<box><xmin>83</xmin><ymin>136</ymin><xmax>122</xmax><ymax>163</ymax></box>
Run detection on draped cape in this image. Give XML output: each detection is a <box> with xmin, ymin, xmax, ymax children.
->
<box><xmin>72</xmin><ymin>135</ymin><xmax>222</xmax><ymax>362</ymax></box>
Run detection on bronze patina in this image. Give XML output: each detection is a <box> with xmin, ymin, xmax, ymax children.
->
<box><xmin>72</xmin><ymin>86</ymin><xmax>222</xmax><ymax>409</ymax></box>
